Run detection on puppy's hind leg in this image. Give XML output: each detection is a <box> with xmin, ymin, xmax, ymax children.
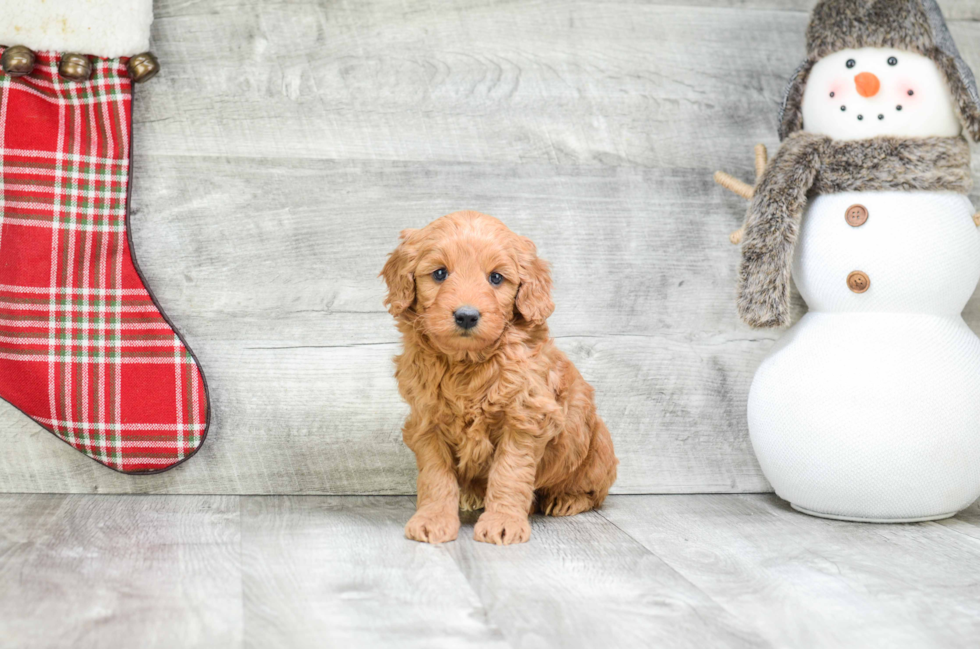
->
<box><xmin>541</xmin><ymin>491</ymin><xmax>595</xmax><ymax>517</ymax></box>
<box><xmin>541</xmin><ymin>417</ymin><xmax>618</xmax><ymax>517</ymax></box>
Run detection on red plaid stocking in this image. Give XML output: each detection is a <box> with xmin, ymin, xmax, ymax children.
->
<box><xmin>0</xmin><ymin>50</ymin><xmax>209</xmax><ymax>473</ymax></box>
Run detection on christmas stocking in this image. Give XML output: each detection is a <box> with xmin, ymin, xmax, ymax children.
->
<box><xmin>0</xmin><ymin>1</ymin><xmax>209</xmax><ymax>473</ymax></box>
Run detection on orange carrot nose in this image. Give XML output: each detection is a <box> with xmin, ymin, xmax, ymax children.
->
<box><xmin>855</xmin><ymin>72</ymin><xmax>881</xmax><ymax>98</ymax></box>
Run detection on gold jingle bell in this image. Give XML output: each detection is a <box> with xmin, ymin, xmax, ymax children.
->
<box><xmin>59</xmin><ymin>53</ymin><xmax>92</xmax><ymax>81</ymax></box>
<box><xmin>127</xmin><ymin>52</ymin><xmax>159</xmax><ymax>84</ymax></box>
<box><xmin>1</xmin><ymin>45</ymin><xmax>36</xmax><ymax>77</ymax></box>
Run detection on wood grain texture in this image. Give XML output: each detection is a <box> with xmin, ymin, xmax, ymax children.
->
<box><xmin>0</xmin><ymin>494</ymin><xmax>242</xmax><ymax>649</ymax></box>
<box><xmin>240</xmin><ymin>496</ymin><xmax>509</xmax><ymax>649</ymax></box>
<box><xmin>447</xmin><ymin>507</ymin><xmax>771</xmax><ymax>649</ymax></box>
<box><xmin>243</xmin><ymin>496</ymin><xmax>771</xmax><ymax>648</ymax></box>
<box><xmin>601</xmin><ymin>494</ymin><xmax>980</xmax><ymax>649</ymax></box>
<box><xmin>0</xmin><ymin>0</ymin><xmax>977</xmax><ymax>494</ymax></box>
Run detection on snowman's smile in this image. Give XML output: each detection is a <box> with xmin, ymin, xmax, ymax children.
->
<box><xmin>801</xmin><ymin>47</ymin><xmax>961</xmax><ymax>141</ymax></box>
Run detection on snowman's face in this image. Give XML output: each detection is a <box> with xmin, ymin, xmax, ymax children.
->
<box><xmin>801</xmin><ymin>47</ymin><xmax>961</xmax><ymax>140</ymax></box>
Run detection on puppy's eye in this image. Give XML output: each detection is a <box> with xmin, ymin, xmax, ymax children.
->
<box><xmin>488</xmin><ymin>272</ymin><xmax>504</xmax><ymax>286</ymax></box>
<box><xmin>846</xmin><ymin>59</ymin><xmax>856</xmax><ymax>69</ymax></box>
<box><xmin>888</xmin><ymin>56</ymin><xmax>898</xmax><ymax>66</ymax></box>
<box><xmin>432</xmin><ymin>268</ymin><xmax>448</xmax><ymax>282</ymax></box>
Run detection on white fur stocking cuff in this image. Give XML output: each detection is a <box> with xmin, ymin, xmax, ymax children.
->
<box><xmin>0</xmin><ymin>0</ymin><xmax>153</xmax><ymax>59</ymax></box>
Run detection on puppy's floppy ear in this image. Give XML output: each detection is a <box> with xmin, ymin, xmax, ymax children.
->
<box><xmin>515</xmin><ymin>236</ymin><xmax>554</xmax><ymax>326</ymax></box>
<box><xmin>381</xmin><ymin>229</ymin><xmax>420</xmax><ymax>317</ymax></box>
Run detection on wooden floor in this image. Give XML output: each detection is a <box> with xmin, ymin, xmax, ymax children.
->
<box><xmin>1</xmin><ymin>494</ymin><xmax>977</xmax><ymax>649</ymax></box>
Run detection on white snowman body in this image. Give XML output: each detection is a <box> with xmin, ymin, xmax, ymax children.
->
<box><xmin>747</xmin><ymin>48</ymin><xmax>980</xmax><ymax>521</ymax></box>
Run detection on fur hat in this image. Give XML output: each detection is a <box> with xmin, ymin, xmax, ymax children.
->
<box><xmin>778</xmin><ymin>0</ymin><xmax>980</xmax><ymax>142</ymax></box>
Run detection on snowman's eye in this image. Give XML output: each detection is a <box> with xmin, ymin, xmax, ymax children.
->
<box><xmin>888</xmin><ymin>57</ymin><xmax>898</xmax><ymax>66</ymax></box>
<box><xmin>846</xmin><ymin>59</ymin><xmax>856</xmax><ymax>68</ymax></box>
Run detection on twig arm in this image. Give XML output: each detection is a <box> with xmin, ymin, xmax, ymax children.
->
<box><xmin>715</xmin><ymin>143</ymin><xmax>768</xmax><ymax>245</ymax></box>
<box><xmin>754</xmin><ymin>144</ymin><xmax>768</xmax><ymax>179</ymax></box>
<box><xmin>714</xmin><ymin>171</ymin><xmax>754</xmax><ymax>200</ymax></box>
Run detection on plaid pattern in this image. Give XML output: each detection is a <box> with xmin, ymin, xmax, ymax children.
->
<box><xmin>0</xmin><ymin>50</ymin><xmax>208</xmax><ymax>473</ymax></box>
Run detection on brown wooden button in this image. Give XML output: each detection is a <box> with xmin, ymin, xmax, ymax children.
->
<box><xmin>847</xmin><ymin>271</ymin><xmax>870</xmax><ymax>293</ymax></box>
<box><xmin>845</xmin><ymin>204</ymin><xmax>869</xmax><ymax>227</ymax></box>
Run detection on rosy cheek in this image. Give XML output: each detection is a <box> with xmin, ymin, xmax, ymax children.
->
<box><xmin>896</xmin><ymin>77</ymin><xmax>919</xmax><ymax>104</ymax></box>
<box><xmin>827</xmin><ymin>79</ymin><xmax>847</xmax><ymax>100</ymax></box>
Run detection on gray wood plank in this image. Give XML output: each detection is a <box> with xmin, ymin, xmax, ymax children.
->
<box><xmin>446</xmin><ymin>508</ymin><xmax>772</xmax><ymax>649</ymax></box>
<box><xmin>0</xmin><ymin>0</ymin><xmax>976</xmax><ymax>494</ymax></box>
<box><xmin>139</xmin><ymin>0</ymin><xmax>979</xmax><ymax>170</ymax></box>
<box><xmin>638</xmin><ymin>0</ymin><xmax>979</xmax><ymax>19</ymax></box>
<box><xmin>600</xmin><ymin>494</ymin><xmax>980</xmax><ymax>649</ymax></box>
<box><xmin>0</xmin><ymin>494</ymin><xmax>243</xmax><ymax>649</ymax></box>
<box><xmin>240</xmin><ymin>496</ymin><xmax>509</xmax><ymax>649</ymax></box>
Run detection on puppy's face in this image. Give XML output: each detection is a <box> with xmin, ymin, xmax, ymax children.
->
<box><xmin>382</xmin><ymin>211</ymin><xmax>554</xmax><ymax>354</ymax></box>
<box><xmin>413</xmin><ymin>228</ymin><xmax>520</xmax><ymax>353</ymax></box>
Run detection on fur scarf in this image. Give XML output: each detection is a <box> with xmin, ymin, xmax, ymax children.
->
<box><xmin>737</xmin><ymin>132</ymin><xmax>973</xmax><ymax>328</ymax></box>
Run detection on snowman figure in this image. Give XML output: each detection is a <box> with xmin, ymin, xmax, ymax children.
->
<box><xmin>717</xmin><ymin>0</ymin><xmax>980</xmax><ymax>521</ymax></box>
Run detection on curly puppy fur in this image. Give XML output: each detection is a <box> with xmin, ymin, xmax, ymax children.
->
<box><xmin>778</xmin><ymin>0</ymin><xmax>980</xmax><ymax>142</ymax></box>
<box><xmin>738</xmin><ymin>134</ymin><xmax>972</xmax><ymax>328</ymax></box>
<box><xmin>381</xmin><ymin>211</ymin><xmax>618</xmax><ymax>545</ymax></box>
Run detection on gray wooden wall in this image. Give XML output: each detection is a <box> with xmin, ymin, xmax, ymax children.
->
<box><xmin>1</xmin><ymin>0</ymin><xmax>978</xmax><ymax>494</ymax></box>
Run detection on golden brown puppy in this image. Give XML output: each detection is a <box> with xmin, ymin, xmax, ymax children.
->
<box><xmin>381</xmin><ymin>211</ymin><xmax>618</xmax><ymax>545</ymax></box>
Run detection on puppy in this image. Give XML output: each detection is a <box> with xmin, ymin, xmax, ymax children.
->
<box><xmin>381</xmin><ymin>211</ymin><xmax>617</xmax><ymax>545</ymax></box>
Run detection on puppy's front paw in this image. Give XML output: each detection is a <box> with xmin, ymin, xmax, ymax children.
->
<box><xmin>405</xmin><ymin>511</ymin><xmax>460</xmax><ymax>544</ymax></box>
<box><xmin>473</xmin><ymin>511</ymin><xmax>531</xmax><ymax>545</ymax></box>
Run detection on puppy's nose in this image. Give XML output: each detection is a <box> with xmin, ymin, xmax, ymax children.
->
<box><xmin>854</xmin><ymin>72</ymin><xmax>880</xmax><ymax>98</ymax></box>
<box><xmin>454</xmin><ymin>306</ymin><xmax>481</xmax><ymax>330</ymax></box>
